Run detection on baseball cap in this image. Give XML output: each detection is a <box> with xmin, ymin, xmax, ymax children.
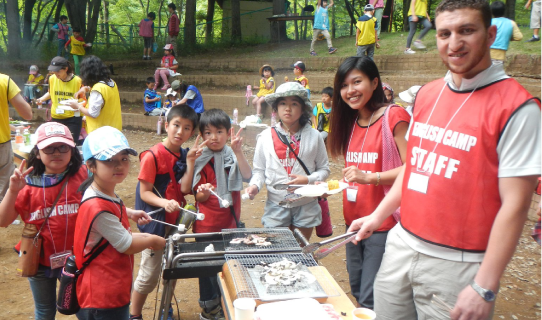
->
<box><xmin>82</xmin><ymin>126</ymin><xmax>137</xmax><ymax>162</ymax></box>
<box><xmin>48</xmin><ymin>57</ymin><xmax>69</xmax><ymax>72</ymax></box>
<box><xmin>163</xmin><ymin>44</ymin><xmax>174</xmax><ymax>50</ymax></box>
<box><xmin>171</xmin><ymin>80</ymin><xmax>181</xmax><ymax>90</ymax></box>
<box><xmin>165</xmin><ymin>88</ymin><xmax>177</xmax><ymax>97</ymax></box>
<box><xmin>398</xmin><ymin>85</ymin><xmax>422</xmax><ymax>104</ymax></box>
<box><xmin>36</xmin><ymin>122</ymin><xmax>75</xmax><ymax>149</ymax></box>
<box><xmin>29</xmin><ymin>65</ymin><xmax>39</xmax><ymax>75</ymax></box>
<box><xmin>364</xmin><ymin>4</ymin><xmax>374</xmax><ymax>11</ymax></box>
<box><xmin>291</xmin><ymin>61</ymin><xmax>306</xmax><ymax>72</ymax></box>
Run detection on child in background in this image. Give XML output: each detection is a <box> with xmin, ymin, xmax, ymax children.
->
<box><xmin>130</xmin><ymin>105</ymin><xmax>206</xmax><ymax>320</ymax></box>
<box><xmin>171</xmin><ymin>80</ymin><xmax>205</xmax><ymax>121</ymax></box>
<box><xmin>139</xmin><ymin>12</ymin><xmax>156</xmax><ymax>60</ymax></box>
<box><xmin>51</xmin><ymin>15</ymin><xmax>71</xmax><ymax>59</ymax></box>
<box><xmin>404</xmin><ymin>0</ymin><xmax>431</xmax><ymax>54</ymax></box>
<box><xmin>192</xmin><ymin>109</ymin><xmax>252</xmax><ymax>320</ymax></box>
<box><xmin>65</xmin><ymin>28</ymin><xmax>89</xmax><ymax>75</ymax></box>
<box><xmin>312</xmin><ymin>86</ymin><xmax>333</xmax><ymax>140</ymax></box>
<box><xmin>74</xmin><ymin>126</ymin><xmax>164</xmax><ymax>319</ymax></box>
<box><xmin>154</xmin><ymin>44</ymin><xmax>179</xmax><ymax>90</ymax></box>
<box><xmin>490</xmin><ymin>1</ymin><xmax>523</xmax><ymax>62</ymax></box>
<box><xmin>382</xmin><ymin>82</ymin><xmax>394</xmax><ymax>103</ymax></box>
<box><xmin>252</xmin><ymin>64</ymin><xmax>275</xmax><ymax>118</ymax></box>
<box><xmin>144</xmin><ymin>77</ymin><xmax>161</xmax><ymax>115</ymax></box>
<box><xmin>23</xmin><ymin>65</ymin><xmax>44</xmax><ymax>103</ymax></box>
<box><xmin>164</xmin><ymin>88</ymin><xmax>177</xmax><ymax>109</ymax></box>
<box><xmin>356</xmin><ymin>4</ymin><xmax>380</xmax><ymax>60</ymax></box>
<box><xmin>245</xmin><ymin>82</ymin><xmax>330</xmax><ymax>240</ymax></box>
<box><xmin>0</xmin><ymin>122</ymin><xmax>86</xmax><ymax>320</ymax></box>
<box><xmin>398</xmin><ymin>85</ymin><xmax>421</xmax><ymax>115</ymax></box>
<box><xmin>292</xmin><ymin>61</ymin><xmax>310</xmax><ymax>98</ymax></box>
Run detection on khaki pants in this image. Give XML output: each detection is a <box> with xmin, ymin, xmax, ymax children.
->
<box><xmin>373</xmin><ymin>226</ymin><xmax>494</xmax><ymax>319</ymax></box>
<box><xmin>310</xmin><ymin>29</ymin><xmax>333</xmax><ymax>52</ymax></box>
<box><xmin>133</xmin><ymin>248</ymin><xmax>165</xmax><ymax>294</ymax></box>
<box><xmin>0</xmin><ymin>141</ymin><xmax>14</xmax><ymax>202</ymax></box>
<box><xmin>166</xmin><ymin>35</ymin><xmax>178</xmax><ymax>54</ymax></box>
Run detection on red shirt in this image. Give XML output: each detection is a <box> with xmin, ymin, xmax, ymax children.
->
<box><xmin>193</xmin><ymin>160</ymin><xmax>241</xmax><ymax>233</ymax></box>
<box><xmin>168</xmin><ymin>13</ymin><xmax>180</xmax><ymax>36</ymax></box>
<box><xmin>272</xmin><ymin>129</ymin><xmax>299</xmax><ymax>175</ymax></box>
<box><xmin>342</xmin><ymin>106</ymin><xmax>410</xmax><ymax>230</ymax></box>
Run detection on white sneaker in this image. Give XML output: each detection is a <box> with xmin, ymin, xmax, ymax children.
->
<box><xmin>413</xmin><ymin>40</ymin><xmax>426</xmax><ymax>49</ymax></box>
<box><xmin>404</xmin><ymin>48</ymin><xmax>416</xmax><ymax>54</ymax></box>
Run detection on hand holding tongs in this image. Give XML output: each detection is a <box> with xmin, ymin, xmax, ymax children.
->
<box><xmin>302</xmin><ymin>231</ymin><xmax>358</xmax><ymax>259</ymax></box>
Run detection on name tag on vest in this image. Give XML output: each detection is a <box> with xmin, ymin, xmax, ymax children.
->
<box><xmin>407</xmin><ymin>171</ymin><xmax>429</xmax><ymax>194</ymax></box>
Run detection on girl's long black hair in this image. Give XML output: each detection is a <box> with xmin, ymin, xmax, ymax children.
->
<box><xmin>328</xmin><ymin>56</ymin><xmax>385</xmax><ymax>158</ymax></box>
<box><xmin>77</xmin><ymin>158</ymin><xmax>96</xmax><ymax>193</ymax></box>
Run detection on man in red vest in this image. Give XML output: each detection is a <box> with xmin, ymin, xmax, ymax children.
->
<box><xmin>348</xmin><ymin>0</ymin><xmax>541</xmax><ymax>319</ymax></box>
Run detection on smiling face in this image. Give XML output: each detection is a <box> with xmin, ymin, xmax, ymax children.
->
<box><xmin>53</xmin><ymin>68</ymin><xmax>69</xmax><ymax>80</ymax></box>
<box><xmin>340</xmin><ymin>69</ymin><xmax>379</xmax><ymax>113</ymax></box>
<box><xmin>435</xmin><ymin>8</ymin><xmax>495</xmax><ymax>83</ymax></box>
<box><xmin>93</xmin><ymin>151</ymin><xmax>131</xmax><ymax>186</ymax></box>
<box><xmin>276</xmin><ymin>96</ymin><xmax>304</xmax><ymax>128</ymax></box>
<box><xmin>202</xmin><ymin>124</ymin><xmax>230</xmax><ymax>152</ymax></box>
<box><xmin>164</xmin><ymin>116</ymin><xmax>194</xmax><ymax>149</ymax></box>
<box><xmin>263</xmin><ymin>69</ymin><xmax>272</xmax><ymax>79</ymax></box>
<box><xmin>37</xmin><ymin>142</ymin><xmax>72</xmax><ymax>174</ymax></box>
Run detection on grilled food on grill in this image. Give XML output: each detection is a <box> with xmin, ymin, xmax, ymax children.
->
<box><xmin>229</xmin><ymin>234</ymin><xmax>272</xmax><ymax>246</ymax></box>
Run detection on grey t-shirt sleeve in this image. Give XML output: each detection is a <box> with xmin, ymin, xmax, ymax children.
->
<box><xmin>89</xmin><ymin>212</ymin><xmax>132</xmax><ymax>253</ymax></box>
<box><xmin>497</xmin><ymin>101</ymin><xmax>541</xmax><ymax>177</ymax></box>
<box><xmin>184</xmin><ymin>90</ymin><xmax>196</xmax><ymax>100</ymax></box>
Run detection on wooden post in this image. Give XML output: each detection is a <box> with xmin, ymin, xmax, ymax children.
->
<box><xmin>294</xmin><ymin>0</ymin><xmax>298</xmax><ymax>40</ymax></box>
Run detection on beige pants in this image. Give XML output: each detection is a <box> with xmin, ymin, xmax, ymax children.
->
<box><xmin>0</xmin><ymin>141</ymin><xmax>14</xmax><ymax>202</ymax></box>
<box><xmin>166</xmin><ymin>35</ymin><xmax>178</xmax><ymax>54</ymax></box>
<box><xmin>133</xmin><ymin>248</ymin><xmax>165</xmax><ymax>294</ymax></box>
<box><xmin>310</xmin><ymin>29</ymin><xmax>333</xmax><ymax>52</ymax></box>
<box><xmin>373</xmin><ymin>226</ymin><xmax>494</xmax><ymax>319</ymax></box>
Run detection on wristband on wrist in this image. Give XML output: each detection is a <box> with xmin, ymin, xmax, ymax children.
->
<box><xmin>375</xmin><ymin>172</ymin><xmax>381</xmax><ymax>186</ymax></box>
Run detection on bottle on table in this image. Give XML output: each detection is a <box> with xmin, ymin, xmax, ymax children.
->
<box><xmin>233</xmin><ymin>108</ymin><xmax>239</xmax><ymax>125</ymax></box>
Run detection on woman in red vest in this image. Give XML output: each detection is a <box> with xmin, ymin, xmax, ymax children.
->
<box><xmin>327</xmin><ymin>56</ymin><xmax>410</xmax><ymax>309</ymax></box>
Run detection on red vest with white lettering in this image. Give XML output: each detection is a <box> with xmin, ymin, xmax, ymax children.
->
<box><xmin>74</xmin><ymin>196</ymin><xmax>133</xmax><ymax>309</ymax></box>
<box><xmin>14</xmin><ymin>166</ymin><xmax>87</xmax><ymax>266</ymax></box>
<box><xmin>272</xmin><ymin>129</ymin><xmax>298</xmax><ymax>175</ymax></box>
<box><xmin>402</xmin><ymin>78</ymin><xmax>539</xmax><ymax>252</ymax></box>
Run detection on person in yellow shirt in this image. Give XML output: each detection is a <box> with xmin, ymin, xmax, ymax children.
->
<box><xmin>404</xmin><ymin>0</ymin><xmax>431</xmax><ymax>54</ymax></box>
<box><xmin>0</xmin><ymin>73</ymin><xmax>32</xmax><ymax>201</ymax></box>
<box><xmin>252</xmin><ymin>64</ymin><xmax>275</xmax><ymax>117</ymax></box>
<box><xmin>65</xmin><ymin>28</ymin><xmax>89</xmax><ymax>75</ymax></box>
<box><xmin>292</xmin><ymin>61</ymin><xmax>310</xmax><ymax>98</ymax></box>
<box><xmin>36</xmin><ymin>56</ymin><xmax>84</xmax><ymax>144</ymax></box>
<box><xmin>356</xmin><ymin>4</ymin><xmax>380</xmax><ymax>60</ymax></box>
<box><xmin>23</xmin><ymin>65</ymin><xmax>44</xmax><ymax>103</ymax></box>
<box><xmin>71</xmin><ymin>55</ymin><xmax>122</xmax><ymax>133</ymax></box>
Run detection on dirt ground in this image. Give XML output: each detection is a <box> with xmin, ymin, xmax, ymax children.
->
<box><xmin>0</xmin><ymin>129</ymin><xmax>540</xmax><ymax>320</ymax></box>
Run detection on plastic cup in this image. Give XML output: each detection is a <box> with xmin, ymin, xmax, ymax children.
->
<box><xmin>352</xmin><ymin>308</ymin><xmax>376</xmax><ymax>320</ymax></box>
<box><xmin>234</xmin><ymin>298</ymin><xmax>256</xmax><ymax>320</ymax></box>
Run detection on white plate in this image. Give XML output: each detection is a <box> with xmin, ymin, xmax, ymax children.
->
<box><xmin>57</xmin><ymin>104</ymin><xmax>78</xmax><ymax>111</ymax></box>
<box><xmin>59</xmin><ymin>99</ymin><xmax>79</xmax><ymax>105</ymax></box>
<box><xmin>294</xmin><ymin>182</ymin><xmax>348</xmax><ymax>197</ymax></box>
<box><xmin>256</xmin><ymin>298</ymin><xmax>332</xmax><ymax>320</ymax></box>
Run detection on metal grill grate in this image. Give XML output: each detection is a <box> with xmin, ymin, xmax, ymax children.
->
<box><xmin>224</xmin><ymin>253</ymin><xmax>339</xmax><ymax>302</ymax></box>
<box><xmin>222</xmin><ymin>228</ymin><xmax>300</xmax><ymax>251</ymax></box>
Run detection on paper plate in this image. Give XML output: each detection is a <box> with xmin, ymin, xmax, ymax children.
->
<box><xmin>59</xmin><ymin>99</ymin><xmax>79</xmax><ymax>105</ymax></box>
<box><xmin>57</xmin><ymin>104</ymin><xmax>78</xmax><ymax>111</ymax></box>
<box><xmin>294</xmin><ymin>182</ymin><xmax>348</xmax><ymax>198</ymax></box>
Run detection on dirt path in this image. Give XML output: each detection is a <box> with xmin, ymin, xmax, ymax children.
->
<box><xmin>0</xmin><ymin>129</ymin><xmax>539</xmax><ymax>320</ymax></box>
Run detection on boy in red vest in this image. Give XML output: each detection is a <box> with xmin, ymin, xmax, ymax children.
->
<box><xmin>129</xmin><ymin>105</ymin><xmax>207</xmax><ymax>320</ymax></box>
<box><xmin>349</xmin><ymin>0</ymin><xmax>541</xmax><ymax>319</ymax></box>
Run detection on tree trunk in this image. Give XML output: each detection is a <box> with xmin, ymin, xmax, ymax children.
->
<box><xmin>331</xmin><ymin>4</ymin><xmax>335</xmax><ymax>38</ymax></box>
<box><xmin>110</xmin><ymin>25</ymin><xmax>128</xmax><ymax>46</ymax></box>
<box><xmin>505</xmin><ymin>0</ymin><xmax>516</xmax><ymax>20</ymax></box>
<box><xmin>6</xmin><ymin>0</ymin><xmax>21</xmax><ymax>58</ymax></box>
<box><xmin>23</xmin><ymin>0</ymin><xmax>37</xmax><ymax>44</ymax></box>
<box><xmin>158</xmin><ymin>0</ymin><xmax>165</xmax><ymax>39</ymax></box>
<box><xmin>205</xmin><ymin>0</ymin><xmax>215</xmax><ymax>44</ymax></box>
<box><xmin>185</xmin><ymin>0</ymin><xmax>196</xmax><ymax>46</ymax></box>
<box><xmin>231</xmin><ymin>0</ymin><xmax>241</xmax><ymax>42</ymax></box>
<box><xmin>85</xmin><ymin>0</ymin><xmax>101</xmax><ymax>43</ymax></box>
<box><xmin>65</xmin><ymin>0</ymin><xmax>87</xmax><ymax>35</ymax></box>
<box><xmin>32</xmin><ymin>0</ymin><xmax>53</xmax><ymax>38</ymax></box>
<box><xmin>35</xmin><ymin>0</ymin><xmax>58</xmax><ymax>46</ymax></box>
<box><xmin>271</xmin><ymin>0</ymin><xmax>286</xmax><ymax>42</ymax></box>
<box><xmin>103</xmin><ymin>0</ymin><xmax>109</xmax><ymax>47</ymax></box>
<box><xmin>403</xmin><ymin>0</ymin><xmax>411</xmax><ymax>32</ymax></box>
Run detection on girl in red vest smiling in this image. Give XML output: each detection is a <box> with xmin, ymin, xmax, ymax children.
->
<box><xmin>74</xmin><ymin>126</ymin><xmax>166</xmax><ymax>320</ymax></box>
<box><xmin>327</xmin><ymin>56</ymin><xmax>410</xmax><ymax>309</ymax></box>
<box><xmin>0</xmin><ymin>122</ymin><xmax>86</xmax><ymax>320</ymax></box>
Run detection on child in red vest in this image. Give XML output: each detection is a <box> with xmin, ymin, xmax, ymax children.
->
<box><xmin>154</xmin><ymin>44</ymin><xmax>179</xmax><ymax>90</ymax></box>
<box><xmin>130</xmin><ymin>105</ymin><xmax>207</xmax><ymax>320</ymax></box>
<box><xmin>74</xmin><ymin>126</ymin><xmax>165</xmax><ymax>319</ymax></box>
<box><xmin>192</xmin><ymin>109</ymin><xmax>252</xmax><ymax>320</ymax></box>
<box><xmin>0</xmin><ymin>122</ymin><xmax>86</xmax><ymax>320</ymax></box>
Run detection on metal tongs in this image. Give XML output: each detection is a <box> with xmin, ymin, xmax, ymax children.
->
<box><xmin>302</xmin><ymin>231</ymin><xmax>358</xmax><ymax>259</ymax></box>
<box><xmin>273</xmin><ymin>184</ymin><xmax>308</xmax><ymax>190</ymax></box>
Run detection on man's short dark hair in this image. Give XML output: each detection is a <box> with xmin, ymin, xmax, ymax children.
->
<box><xmin>199</xmin><ymin>109</ymin><xmax>231</xmax><ymax>133</ymax></box>
<box><xmin>435</xmin><ymin>0</ymin><xmax>492</xmax><ymax>29</ymax></box>
<box><xmin>322</xmin><ymin>86</ymin><xmax>333</xmax><ymax>98</ymax></box>
<box><xmin>490</xmin><ymin>1</ymin><xmax>505</xmax><ymax>18</ymax></box>
<box><xmin>168</xmin><ymin>3</ymin><xmax>176</xmax><ymax>10</ymax></box>
<box><xmin>148</xmin><ymin>12</ymin><xmax>156</xmax><ymax>20</ymax></box>
<box><xmin>146</xmin><ymin>77</ymin><xmax>155</xmax><ymax>84</ymax></box>
<box><xmin>167</xmin><ymin>105</ymin><xmax>199</xmax><ymax>129</ymax></box>
<box><xmin>60</xmin><ymin>15</ymin><xmax>68</xmax><ymax>21</ymax></box>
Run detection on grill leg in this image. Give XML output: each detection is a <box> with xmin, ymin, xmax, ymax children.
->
<box><xmin>157</xmin><ymin>279</ymin><xmax>174</xmax><ymax>320</ymax></box>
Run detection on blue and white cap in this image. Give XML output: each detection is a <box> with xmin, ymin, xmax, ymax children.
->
<box><xmin>82</xmin><ymin>126</ymin><xmax>137</xmax><ymax>162</ymax></box>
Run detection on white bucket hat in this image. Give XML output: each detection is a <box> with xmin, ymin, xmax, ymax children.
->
<box><xmin>398</xmin><ymin>85</ymin><xmax>422</xmax><ymax>104</ymax></box>
<box><xmin>264</xmin><ymin>82</ymin><xmax>312</xmax><ymax>109</ymax></box>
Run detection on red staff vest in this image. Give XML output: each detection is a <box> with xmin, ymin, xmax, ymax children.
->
<box><xmin>14</xmin><ymin>167</ymin><xmax>87</xmax><ymax>266</ymax></box>
<box><xmin>401</xmin><ymin>78</ymin><xmax>540</xmax><ymax>252</ymax></box>
<box><xmin>272</xmin><ymin>128</ymin><xmax>298</xmax><ymax>175</ymax></box>
<box><xmin>74</xmin><ymin>196</ymin><xmax>133</xmax><ymax>309</ymax></box>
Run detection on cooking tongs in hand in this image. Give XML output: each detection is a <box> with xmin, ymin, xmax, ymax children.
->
<box><xmin>302</xmin><ymin>231</ymin><xmax>358</xmax><ymax>259</ymax></box>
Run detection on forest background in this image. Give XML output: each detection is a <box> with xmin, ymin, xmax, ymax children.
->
<box><xmin>0</xmin><ymin>0</ymin><xmax>535</xmax><ymax>60</ymax></box>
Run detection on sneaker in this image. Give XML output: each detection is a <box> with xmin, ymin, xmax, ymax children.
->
<box><xmin>200</xmin><ymin>305</ymin><xmax>225</xmax><ymax>320</ymax></box>
<box><xmin>404</xmin><ymin>48</ymin><xmax>416</xmax><ymax>54</ymax></box>
<box><xmin>328</xmin><ymin>47</ymin><xmax>337</xmax><ymax>54</ymax></box>
<box><xmin>144</xmin><ymin>112</ymin><xmax>149</xmax><ymax>116</ymax></box>
<box><xmin>129</xmin><ymin>315</ymin><xmax>143</xmax><ymax>320</ymax></box>
<box><xmin>142</xmin><ymin>56</ymin><xmax>146</xmax><ymax>60</ymax></box>
<box><xmin>161</xmin><ymin>306</ymin><xmax>174</xmax><ymax>320</ymax></box>
<box><xmin>413</xmin><ymin>40</ymin><xmax>426</xmax><ymax>49</ymax></box>
<box><xmin>161</xmin><ymin>85</ymin><xmax>170</xmax><ymax>90</ymax></box>
<box><xmin>526</xmin><ymin>36</ymin><xmax>540</xmax><ymax>42</ymax></box>
<box><xmin>310</xmin><ymin>51</ymin><xmax>317</xmax><ymax>56</ymax></box>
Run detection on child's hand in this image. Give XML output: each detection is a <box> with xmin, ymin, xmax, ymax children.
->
<box><xmin>186</xmin><ymin>135</ymin><xmax>208</xmax><ymax>162</ymax></box>
<box><xmin>9</xmin><ymin>160</ymin><xmax>33</xmax><ymax>195</ymax></box>
<box><xmin>245</xmin><ymin>185</ymin><xmax>259</xmax><ymax>200</ymax></box>
<box><xmin>163</xmin><ymin>199</ymin><xmax>180</xmax><ymax>213</ymax></box>
<box><xmin>376</xmin><ymin>42</ymin><xmax>380</xmax><ymax>49</ymax></box>
<box><xmin>343</xmin><ymin>166</ymin><xmax>373</xmax><ymax>184</ymax></box>
<box><xmin>73</xmin><ymin>87</ymin><xmax>87</xmax><ymax>99</ymax></box>
<box><xmin>287</xmin><ymin>174</ymin><xmax>309</xmax><ymax>186</ymax></box>
<box><xmin>128</xmin><ymin>208</ymin><xmax>152</xmax><ymax>225</ymax></box>
<box><xmin>197</xmin><ymin>183</ymin><xmax>214</xmax><ymax>197</ymax></box>
<box><xmin>230</xmin><ymin>127</ymin><xmax>244</xmax><ymax>154</ymax></box>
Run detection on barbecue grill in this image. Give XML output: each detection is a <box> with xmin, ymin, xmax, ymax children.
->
<box><xmin>156</xmin><ymin>228</ymin><xmax>311</xmax><ymax>319</ymax></box>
